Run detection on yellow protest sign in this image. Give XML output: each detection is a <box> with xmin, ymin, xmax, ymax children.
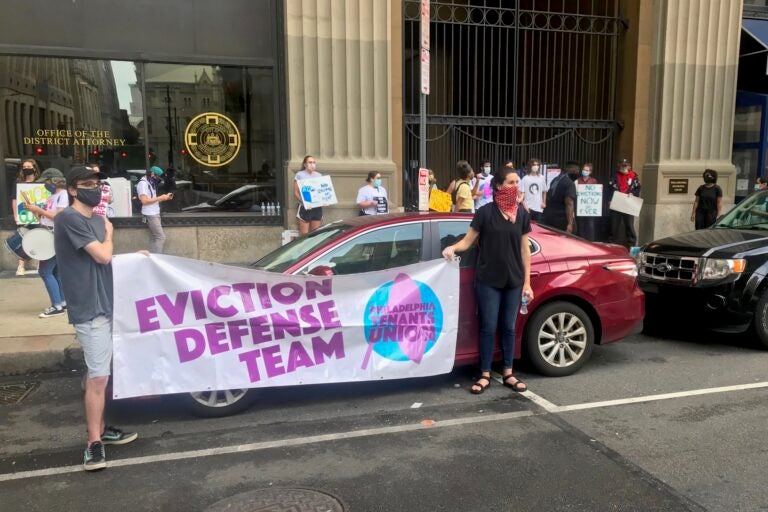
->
<box><xmin>428</xmin><ymin>189</ymin><xmax>452</xmax><ymax>212</ymax></box>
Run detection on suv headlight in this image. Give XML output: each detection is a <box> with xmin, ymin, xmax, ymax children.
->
<box><xmin>700</xmin><ymin>258</ymin><xmax>746</xmax><ymax>280</ymax></box>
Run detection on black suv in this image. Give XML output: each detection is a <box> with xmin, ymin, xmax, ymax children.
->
<box><xmin>637</xmin><ymin>190</ymin><xmax>768</xmax><ymax>347</ymax></box>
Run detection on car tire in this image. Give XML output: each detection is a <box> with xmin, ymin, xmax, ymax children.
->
<box><xmin>525</xmin><ymin>301</ymin><xmax>595</xmax><ymax>377</ymax></box>
<box><xmin>752</xmin><ymin>291</ymin><xmax>768</xmax><ymax>350</ymax></box>
<box><xmin>179</xmin><ymin>388</ymin><xmax>255</xmax><ymax>418</ymax></box>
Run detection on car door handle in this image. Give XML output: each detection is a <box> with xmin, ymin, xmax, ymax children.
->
<box><xmin>530</xmin><ymin>271</ymin><xmax>540</xmax><ymax>277</ymax></box>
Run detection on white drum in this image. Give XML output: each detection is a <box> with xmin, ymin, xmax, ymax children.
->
<box><xmin>21</xmin><ymin>228</ymin><xmax>55</xmax><ymax>261</ymax></box>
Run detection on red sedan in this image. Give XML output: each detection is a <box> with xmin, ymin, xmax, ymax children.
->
<box><xmin>183</xmin><ymin>212</ymin><xmax>644</xmax><ymax>416</ymax></box>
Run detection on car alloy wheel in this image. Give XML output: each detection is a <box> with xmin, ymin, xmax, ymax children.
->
<box><xmin>525</xmin><ymin>301</ymin><xmax>595</xmax><ymax>377</ymax></box>
<box><xmin>181</xmin><ymin>388</ymin><xmax>254</xmax><ymax>417</ymax></box>
<box><xmin>537</xmin><ymin>312</ymin><xmax>588</xmax><ymax>368</ymax></box>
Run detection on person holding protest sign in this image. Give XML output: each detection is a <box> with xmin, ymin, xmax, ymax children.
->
<box><xmin>11</xmin><ymin>159</ymin><xmax>40</xmax><ymax>276</ymax></box>
<box><xmin>357</xmin><ymin>171</ymin><xmax>389</xmax><ymax>215</ymax></box>
<box><xmin>608</xmin><ymin>159</ymin><xmax>641</xmax><ymax>249</ymax></box>
<box><xmin>87</xmin><ymin>162</ymin><xmax>113</xmax><ymax>218</ymax></box>
<box><xmin>23</xmin><ymin>168</ymin><xmax>69</xmax><ymax>318</ymax></box>
<box><xmin>137</xmin><ymin>166</ymin><xmax>172</xmax><ymax>253</ymax></box>
<box><xmin>294</xmin><ymin>155</ymin><xmax>323</xmax><ymax>235</ymax></box>
<box><xmin>542</xmin><ymin>161</ymin><xmax>578</xmax><ymax>233</ymax></box>
<box><xmin>576</xmin><ymin>163</ymin><xmax>599</xmax><ymax>241</ymax></box>
<box><xmin>691</xmin><ymin>169</ymin><xmax>722</xmax><ymax>230</ymax></box>
<box><xmin>442</xmin><ymin>166</ymin><xmax>533</xmax><ymax>395</ymax></box>
<box><xmin>54</xmin><ymin>165</ymin><xmax>137</xmax><ymax>471</ymax></box>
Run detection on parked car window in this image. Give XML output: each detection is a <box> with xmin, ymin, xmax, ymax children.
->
<box><xmin>716</xmin><ymin>190</ymin><xmax>768</xmax><ymax>229</ymax></box>
<box><xmin>252</xmin><ymin>224</ymin><xmax>355</xmax><ymax>273</ymax></box>
<box><xmin>437</xmin><ymin>220</ymin><xmax>477</xmax><ymax>268</ymax></box>
<box><xmin>306</xmin><ymin>223</ymin><xmax>423</xmax><ymax>275</ymax></box>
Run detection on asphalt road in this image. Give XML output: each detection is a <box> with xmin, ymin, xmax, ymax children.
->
<box><xmin>1</xmin><ymin>328</ymin><xmax>767</xmax><ymax>512</ymax></box>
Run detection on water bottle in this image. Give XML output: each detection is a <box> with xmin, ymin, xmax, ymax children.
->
<box><xmin>260</xmin><ymin>202</ymin><xmax>266</xmax><ymax>215</ymax></box>
<box><xmin>520</xmin><ymin>294</ymin><xmax>529</xmax><ymax>315</ymax></box>
<box><xmin>269</xmin><ymin>202</ymin><xmax>276</xmax><ymax>215</ymax></box>
<box><xmin>276</xmin><ymin>201</ymin><xmax>281</xmax><ymax>215</ymax></box>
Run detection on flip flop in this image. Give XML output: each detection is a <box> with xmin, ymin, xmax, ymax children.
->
<box><xmin>502</xmin><ymin>375</ymin><xmax>527</xmax><ymax>393</ymax></box>
<box><xmin>470</xmin><ymin>376</ymin><xmax>492</xmax><ymax>395</ymax></box>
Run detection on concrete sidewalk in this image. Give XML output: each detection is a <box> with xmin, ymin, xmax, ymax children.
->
<box><xmin>0</xmin><ymin>272</ymin><xmax>82</xmax><ymax>375</ymax></box>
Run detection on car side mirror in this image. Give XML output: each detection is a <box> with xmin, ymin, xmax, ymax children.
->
<box><xmin>308</xmin><ymin>265</ymin><xmax>335</xmax><ymax>276</ymax></box>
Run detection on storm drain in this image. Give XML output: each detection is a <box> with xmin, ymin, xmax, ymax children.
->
<box><xmin>0</xmin><ymin>382</ymin><xmax>38</xmax><ymax>405</ymax></box>
<box><xmin>206</xmin><ymin>488</ymin><xmax>344</xmax><ymax>512</ymax></box>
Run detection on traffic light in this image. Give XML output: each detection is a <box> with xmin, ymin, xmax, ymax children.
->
<box><xmin>121</xmin><ymin>151</ymin><xmax>128</xmax><ymax>158</ymax></box>
<box><xmin>180</xmin><ymin>148</ymin><xmax>187</xmax><ymax>155</ymax></box>
<box><xmin>35</xmin><ymin>147</ymin><xmax>43</xmax><ymax>155</ymax></box>
<box><xmin>92</xmin><ymin>149</ymin><xmax>99</xmax><ymax>156</ymax></box>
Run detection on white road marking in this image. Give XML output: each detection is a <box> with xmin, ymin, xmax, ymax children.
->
<box><xmin>3</xmin><ymin>380</ymin><xmax>768</xmax><ymax>482</ymax></box>
<box><xmin>411</xmin><ymin>402</ymin><xmax>423</xmax><ymax>409</ymax></box>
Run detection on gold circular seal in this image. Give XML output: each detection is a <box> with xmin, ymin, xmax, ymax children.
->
<box><xmin>184</xmin><ymin>112</ymin><xmax>241</xmax><ymax>167</ymax></box>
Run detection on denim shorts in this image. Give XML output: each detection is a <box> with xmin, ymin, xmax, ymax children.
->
<box><xmin>74</xmin><ymin>315</ymin><xmax>113</xmax><ymax>378</ymax></box>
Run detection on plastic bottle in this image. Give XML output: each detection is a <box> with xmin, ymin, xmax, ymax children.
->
<box><xmin>276</xmin><ymin>202</ymin><xmax>281</xmax><ymax>215</ymax></box>
<box><xmin>260</xmin><ymin>202</ymin><xmax>266</xmax><ymax>216</ymax></box>
<box><xmin>520</xmin><ymin>294</ymin><xmax>529</xmax><ymax>315</ymax></box>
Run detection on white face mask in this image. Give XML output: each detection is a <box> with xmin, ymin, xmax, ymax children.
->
<box><xmin>531</xmin><ymin>165</ymin><xmax>540</xmax><ymax>173</ymax></box>
<box><xmin>482</xmin><ymin>166</ymin><xmax>491</xmax><ymax>175</ymax></box>
<box><xmin>306</xmin><ymin>163</ymin><xmax>317</xmax><ymax>172</ymax></box>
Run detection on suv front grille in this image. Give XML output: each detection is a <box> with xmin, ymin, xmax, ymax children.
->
<box><xmin>639</xmin><ymin>253</ymin><xmax>699</xmax><ymax>283</ymax></box>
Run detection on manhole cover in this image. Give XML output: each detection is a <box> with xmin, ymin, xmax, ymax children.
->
<box><xmin>0</xmin><ymin>382</ymin><xmax>38</xmax><ymax>405</ymax></box>
<box><xmin>206</xmin><ymin>488</ymin><xmax>344</xmax><ymax>512</ymax></box>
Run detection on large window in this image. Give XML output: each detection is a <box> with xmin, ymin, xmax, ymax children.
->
<box><xmin>1</xmin><ymin>56</ymin><xmax>278</xmax><ymax>220</ymax></box>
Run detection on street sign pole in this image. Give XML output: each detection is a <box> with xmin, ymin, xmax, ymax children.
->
<box><xmin>419</xmin><ymin>0</ymin><xmax>430</xmax><ymax>170</ymax></box>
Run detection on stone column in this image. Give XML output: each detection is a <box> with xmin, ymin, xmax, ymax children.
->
<box><xmin>639</xmin><ymin>0</ymin><xmax>742</xmax><ymax>243</ymax></box>
<box><xmin>284</xmin><ymin>0</ymin><xmax>400</xmax><ymax>222</ymax></box>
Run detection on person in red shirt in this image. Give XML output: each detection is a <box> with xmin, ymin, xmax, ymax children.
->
<box><xmin>608</xmin><ymin>159</ymin><xmax>641</xmax><ymax>249</ymax></box>
<box><xmin>576</xmin><ymin>163</ymin><xmax>599</xmax><ymax>241</ymax></box>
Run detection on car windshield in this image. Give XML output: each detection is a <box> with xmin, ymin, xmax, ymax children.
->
<box><xmin>252</xmin><ymin>223</ymin><xmax>355</xmax><ymax>273</ymax></box>
<box><xmin>715</xmin><ymin>190</ymin><xmax>768</xmax><ymax>229</ymax></box>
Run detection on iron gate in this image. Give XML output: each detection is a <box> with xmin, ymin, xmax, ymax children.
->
<box><xmin>403</xmin><ymin>0</ymin><xmax>624</xmax><ymax>208</ymax></box>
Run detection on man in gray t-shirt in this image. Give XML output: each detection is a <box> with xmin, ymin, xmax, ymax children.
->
<box><xmin>54</xmin><ymin>166</ymin><xmax>137</xmax><ymax>472</ymax></box>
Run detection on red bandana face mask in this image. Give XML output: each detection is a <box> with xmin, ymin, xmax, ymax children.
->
<box><xmin>494</xmin><ymin>185</ymin><xmax>519</xmax><ymax>222</ymax></box>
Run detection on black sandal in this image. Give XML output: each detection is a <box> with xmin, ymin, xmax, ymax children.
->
<box><xmin>470</xmin><ymin>375</ymin><xmax>492</xmax><ymax>395</ymax></box>
<box><xmin>502</xmin><ymin>374</ymin><xmax>527</xmax><ymax>393</ymax></box>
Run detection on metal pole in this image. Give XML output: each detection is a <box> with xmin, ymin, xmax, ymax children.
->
<box><xmin>419</xmin><ymin>92</ymin><xmax>426</xmax><ymax>169</ymax></box>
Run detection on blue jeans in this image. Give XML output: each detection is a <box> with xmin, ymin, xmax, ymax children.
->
<box><xmin>39</xmin><ymin>257</ymin><xmax>65</xmax><ymax>306</ymax></box>
<box><xmin>475</xmin><ymin>280</ymin><xmax>522</xmax><ymax>373</ymax></box>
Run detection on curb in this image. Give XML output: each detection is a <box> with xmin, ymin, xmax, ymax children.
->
<box><xmin>0</xmin><ymin>336</ymin><xmax>84</xmax><ymax>376</ymax></box>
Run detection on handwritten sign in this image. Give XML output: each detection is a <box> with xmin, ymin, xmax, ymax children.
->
<box><xmin>297</xmin><ymin>175</ymin><xmax>338</xmax><ymax>209</ymax></box>
<box><xmin>577</xmin><ymin>184</ymin><xmax>603</xmax><ymax>217</ymax></box>
<box><xmin>428</xmin><ymin>189</ymin><xmax>452</xmax><ymax>212</ymax></box>
<box><xmin>15</xmin><ymin>184</ymin><xmax>51</xmax><ymax>225</ymax></box>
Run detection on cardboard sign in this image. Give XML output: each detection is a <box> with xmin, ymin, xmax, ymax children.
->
<box><xmin>15</xmin><ymin>184</ymin><xmax>51</xmax><ymax>225</ymax></box>
<box><xmin>428</xmin><ymin>189</ymin><xmax>452</xmax><ymax>212</ymax></box>
<box><xmin>610</xmin><ymin>192</ymin><xmax>643</xmax><ymax>217</ymax></box>
<box><xmin>297</xmin><ymin>175</ymin><xmax>338</xmax><ymax>209</ymax></box>
<box><xmin>577</xmin><ymin>184</ymin><xmax>603</xmax><ymax>217</ymax></box>
<box><xmin>418</xmin><ymin>168</ymin><xmax>430</xmax><ymax>211</ymax></box>
<box><xmin>105</xmin><ymin>178</ymin><xmax>133</xmax><ymax>217</ymax></box>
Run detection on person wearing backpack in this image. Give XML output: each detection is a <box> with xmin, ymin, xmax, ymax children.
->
<box><xmin>447</xmin><ymin>160</ymin><xmax>476</xmax><ymax>213</ymax></box>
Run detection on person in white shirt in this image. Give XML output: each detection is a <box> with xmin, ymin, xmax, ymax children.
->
<box><xmin>474</xmin><ymin>159</ymin><xmax>494</xmax><ymax>210</ymax></box>
<box><xmin>520</xmin><ymin>158</ymin><xmax>547</xmax><ymax>221</ymax></box>
<box><xmin>22</xmin><ymin>168</ymin><xmax>69</xmax><ymax>318</ymax></box>
<box><xmin>357</xmin><ymin>172</ymin><xmax>389</xmax><ymax>215</ymax></box>
<box><xmin>293</xmin><ymin>155</ymin><xmax>323</xmax><ymax>235</ymax></box>
<box><xmin>136</xmin><ymin>166</ymin><xmax>173</xmax><ymax>253</ymax></box>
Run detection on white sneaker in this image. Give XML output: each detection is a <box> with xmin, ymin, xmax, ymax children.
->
<box><xmin>15</xmin><ymin>265</ymin><xmax>25</xmax><ymax>276</ymax></box>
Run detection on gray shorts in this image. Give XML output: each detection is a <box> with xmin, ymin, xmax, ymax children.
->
<box><xmin>74</xmin><ymin>315</ymin><xmax>113</xmax><ymax>378</ymax></box>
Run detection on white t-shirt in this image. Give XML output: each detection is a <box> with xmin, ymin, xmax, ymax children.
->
<box><xmin>136</xmin><ymin>177</ymin><xmax>160</xmax><ymax>216</ymax></box>
<box><xmin>356</xmin><ymin>185</ymin><xmax>389</xmax><ymax>215</ymax></box>
<box><xmin>474</xmin><ymin>174</ymin><xmax>493</xmax><ymax>209</ymax></box>
<box><xmin>41</xmin><ymin>189</ymin><xmax>69</xmax><ymax>227</ymax></box>
<box><xmin>521</xmin><ymin>174</ymin><xmax>548</xmax><ymax>213</ymax></box>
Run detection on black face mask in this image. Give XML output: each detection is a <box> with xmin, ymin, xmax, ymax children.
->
<box><xmin>704</xmin><ymin>175</ymin><xmax>716</xmax><ymax>184</ymax></box>
<box><xmin>23</xmin><ymin>168</ymin><xmax>35</xmax><ymax>176</ymax></box>
<box><xmin>77</xmin><ymin>188</ymin><xmax>102</xmax><ymax>207</ymax></box>
<box><xmin>44</xmin><ymin>184</ymin><xmax>56</xmax><ymax>194</ymax></box>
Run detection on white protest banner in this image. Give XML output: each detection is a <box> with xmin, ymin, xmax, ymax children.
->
<box><xmin>15</xmin><ymin>184</ymin><xmax>51</xmax><ymax>224</ymax></box>
<box><xmin>577</xmin><ymin>184</ymin><xmax>603</xmax><ymax>217</ymax></box>
<box><xmin>104</xmin><ymin>177</ymin><xmax>133</xmax><ymax>217</ymax></box>
<box><xmin>610</xmin><ymin>192</ymin><xmax>643</xmax><ymax>217</ymax></box>
<box><xmin>112</xmin><ymin>254</ymin><xmax>459</xmax><ymax>399</ymax></box>
<box><xmin>297</xmin><ymin>175</ymin><xmax>338</xmax><ymax>209</ymax></box>
<box><xmin>546</xmin><ymin>167</ymin><xmax>561</xmax><ymax>187</ymax></box>
<box><xmin>418</xmin><ymin>168</ymin><xmax>430</xmax><ymax>211</ymax></box>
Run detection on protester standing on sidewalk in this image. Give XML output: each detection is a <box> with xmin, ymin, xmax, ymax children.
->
<box><xmin>357</xmin><ymin>171</ymin><xmax>389</xmax><ymax>215</ymax></box>
<box><xmin>23</xmin><ymin>168</ymin><xmax>68</xmax><ymax>318</ymax></box>
<box><xmin>442</xmin><ymin>166</ymin><xmax>533</xmax><ymax>395</ymax></box>
<box><xmin>54</xmin><ymin>165</ymin><xmax>137</xmax><ymax>471</ymax></box>
<box><xmin>608</xmin><ymin>159</ymin><xmax>642</xmax><ymax>249</ymax></box>
<box><xmin>576</xmin><ymin>163</ymin><xmax>599</xmax><ymax>241</ymax></box>
<box><xmin>137</xmin><ymin>166</ymin><xmax>172</xmax><ymax>253</ymax></box>
<box><xmin>11</xmin><ymin>159</ymin><xmax>40</xmax><ymax>275</ymax></box>
<box><xmin>520</xmin><ymin>158</ymin><xmax>547</xmax><ymax>221</ymax></box>
<box><xmin>294</xmin><ymin>155</ymin><xmax>323</xmax><ymax>235</ymax></box>
<box><xmin>474</xmin><ymin>158</ymin><xmax>494</xmax><ymax>210</ymax></box>
<box><xmin>542</xmin><ymin>162</ymin><xmax>578</xmax><ymax>233</ymax></box>
<box><xmin>691</xmin><ymin>169</ymin><xmax>722</xmax><ymax>229</ymax></box>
